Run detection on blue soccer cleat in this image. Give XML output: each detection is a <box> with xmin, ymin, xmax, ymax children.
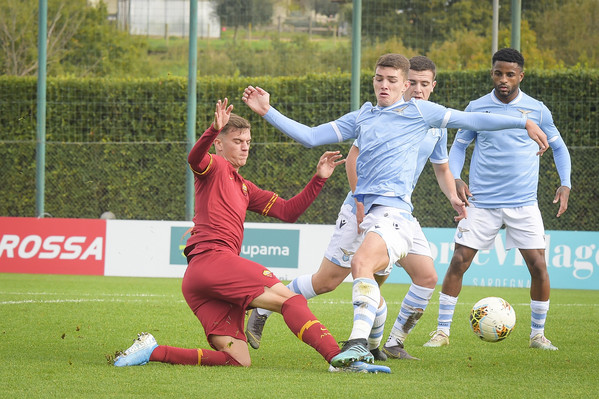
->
<box><xmin>330</xmin><ymin>339</ymin><xmax>375</xmax><ymax>367</ymax></box>
<box><xmin>114</xmin><ymin>332</ymin><xmax>158</xmax><ymax>367</ymax></box>
<box><xmin>329</xmin><ymin>361</ymin><xmax>391</xmax><ymax>374</ymax></box>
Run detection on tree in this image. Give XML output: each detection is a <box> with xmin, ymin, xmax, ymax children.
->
<box><xmin>533</xmin><ymin>0</ymin><xmax>599</xmax><ymax>67</ymax></box>
<box><xmin>56</xmin><ymin>2</ymin><xmax>148</xmax><ymax>77</ymax></box>
<box><xmin>0</xmin><ymin>0</ymin><xmax>147</xmax><ymax>77</ymax></box>
<box><xmin>0</xmin><ymin>0</ymin><xmax>86</xmax><ymax>76</ymax></box>
<box><xmin>214</xmin><ymin>0</ymin><xmax>274</xmax><ymax>41</ymax></box>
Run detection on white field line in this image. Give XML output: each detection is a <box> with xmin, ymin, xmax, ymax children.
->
<box><xmin>0</xmin><ymin>292</ymin><xmax>596</xmax><ymax>307</ymax></box>
<box><xmin>316</xmin><ymin>300</ymin><xmax>599</xmax><ymax>307</ymax></box>
<box><xmin>0</xmin><ymin>291</ymin><xmax>183</xmax><ymax>305</ymax></box>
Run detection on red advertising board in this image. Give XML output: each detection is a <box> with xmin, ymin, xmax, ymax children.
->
<box><xmin>0</xmin><ymin>217</ymin><xmax>106</xmax><ymax>275</ymax></box>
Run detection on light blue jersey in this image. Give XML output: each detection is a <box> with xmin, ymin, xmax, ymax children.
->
<box><xmin>341</xmin><ymin>123</ymin><xmax>448</xmax><ymax>213</ymax></box>
<box><xmin>449</xmin><ymin>89</ymin><xmax>571</xmax><ymax>208</ymax></box>
<box><xmin>263</xmin><ymin>98</ymin><xmax>527</xmax><ymax>213</ymax></box>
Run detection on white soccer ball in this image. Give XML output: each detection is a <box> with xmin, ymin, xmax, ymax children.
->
<box><xmin>469</xmin><ymin>296</ymin><xmax>516</xmax><ymax>342</ymax></box>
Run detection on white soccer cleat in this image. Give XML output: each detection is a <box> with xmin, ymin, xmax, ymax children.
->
<box><xmin>328</xmin><ymin>361</ymin><xmax>391</xmax><ymax>374</ymax></box>
<box><xmin>423</xmin><ymin>330</ymin><xmax>450</xmax><ymax>347</ymax></box>
<box><xmin>114</xmin><ymin>332</ymin><xmax>158</xmax><ymax>367</ymax></box>
<box><xmin>529</xmin><ymin>333</ymin><xmax>558</xmax><ymax>351</ymax></box>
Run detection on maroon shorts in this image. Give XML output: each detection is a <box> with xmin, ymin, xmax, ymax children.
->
<box><xmin>181</xmin><ymin>249</ymin><xmax>281</xmax><ymax>346</ymax></box>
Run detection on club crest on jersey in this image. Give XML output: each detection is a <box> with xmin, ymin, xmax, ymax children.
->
<box><xmin>429</xmin><ymin>128</ymin><xmax>441</xmax><ymax>137</ymax></box>
<box><xmin>518</xmin><ymin>109</ymin><xmax>533</xmax><ymax>119</ymax></box>
<box><xmin>393</xmin><ymin>105</ymin><xmax>409</xmax><ymax>115</ymax></box>
<box><xmin>242</xmin><ymin>183</ymin><xmax>248</xmax><ymax>196</ymax></box>
<box><xmin>262</xmin><ymin>270</ymin><xmax>273</xmax><ymax>278</ymax></box>
<box><xmin>457</xmin><ymin>226</ymin><xmax>470</xmax><ymax>239</ymax></box>
<box><xmin>341</xmin><ymin>248</ymin><xmax>355</xmax><ymax>262</ymax></box>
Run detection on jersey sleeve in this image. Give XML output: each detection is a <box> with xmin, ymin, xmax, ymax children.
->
<box><xmin>188</xmin><ymin>124</ymin><xmax>220</xmax><ymax>175</ymax></box>
<box><xmin>449</xmin><ymin>130</ymin><xmax>476</xmax><ymax>180</ymax></box>
<box><xmin>263</xmin><ymin>107</ymin><xmax>358</xmax><ymax>147</ymax></box>
<box><xmin>247</xmin><ymin>175</ymin><xmax>327</xmax><ymax>222</ymax></box>
<box><xmin>429</xmin><ymin>128</ymin><xmax>449</xmax><ymax>164</ymax></box>
<box><xmin>446</xmin><ymin>109</ymin><xmax>527</xmax><ymax>131</ymax></box>
<box><xmin>538</xmin><ymin>104</ymin><xmax>572</xmax><ymax>188</ymax></box>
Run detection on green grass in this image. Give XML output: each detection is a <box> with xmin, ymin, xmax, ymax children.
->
<box><xmin>1</xmin><ymin>273</ymin><xmax>598</xmax><ymax>398</ymax></box>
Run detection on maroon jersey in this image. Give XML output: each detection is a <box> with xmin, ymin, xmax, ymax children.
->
<box><xmin>185</xmin><ymin>125</ymin><xmax>326</xmax><ymax>257</ymax></box>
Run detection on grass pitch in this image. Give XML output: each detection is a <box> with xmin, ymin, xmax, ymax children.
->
<box><xmin>1</xmin><ymin>273</ymin><xmax>597</xmax><ymax>398</ymax></box>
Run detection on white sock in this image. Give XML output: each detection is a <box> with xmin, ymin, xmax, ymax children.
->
<box><xmin>348</xmin><ymin>278</ymin><xmax>380</xmax><ymax>341</ymax></box>
<box><xmin>287</xmin><ymin>274</ymin><xmax>317</xmax><ymax>299</ymax></box>
<box><xmin>387</xmin><ymin>283</ymin><xmax>434</xmax><ymax>345</ymax></box>
<box><xmin>368</xmin><ymin>297</ymin><xmax>387</xmax><ymax>350</ymax></box>
<box><xmin>437</xmin><ymin>292</ymin><xmax>458</xmax><ymax>336</ymax></box>
<box><xmin>530</xmin><ymin>299</ymin><xmax>550</xmax><ymax>338</ymax></box>
<box><xmin>256</xmin><ymin>274</ymin><xmax>317</xmax><ymax>318</ymax></box>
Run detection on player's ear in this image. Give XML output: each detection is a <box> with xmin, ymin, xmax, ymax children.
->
<box><xmin>214</xmin><ymin>137</ymin><xmax>223</xmax><ymax>152</ymax></box>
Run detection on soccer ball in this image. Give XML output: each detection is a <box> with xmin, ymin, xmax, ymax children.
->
<box><xmin>469</xmin><ymin>297</ymin><xmax>516</xmax><ymax>342</ymax></box>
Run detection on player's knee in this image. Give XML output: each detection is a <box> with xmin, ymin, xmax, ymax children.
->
<box><xmin>313</xmin><ymin>280</ymin><xmax>337</xmax><ymax>294</ymax></box>
<box><xmin>448</xmin><ymin>252</ymin><xmax>473</xmax><ymax>275</ymax></box>
<box><xmin>237</xmin><ymin>358</ymin><xmax>251</xmax><ymax>367</ymax></box>
<box><xmin>415</xmin><ymin>272</ymin><xmax>437</xmax><ymax>288</ymax></box>
<box><xmin>351</xmin><ymin>254</ymin><xmax>381</xmax><ymax>275</ymax></box>
<box><xmin>528</xmin><ymin>261</ymin><xmax>549</xmax><ymax>280</ymax></box>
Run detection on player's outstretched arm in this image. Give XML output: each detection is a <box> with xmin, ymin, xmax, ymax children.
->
<box><xmin>213</xmin><ymin>98</ymin><xmax>233</xmax><ymax>131</ymax></box>
<box><xmin>188</xmin><ymin>98</ymin><xmax>233</xmax><ymax>170</ymax></box>
<box><xmin>242</xmin><ymin>86</ymin><xmax>271</xmax><ymax>116</ymax></box>
<box><xmin>524</xmin><ymin>119</ymin><xmax>549</xmax><ymax>155</ymax></box>
<box><xmin>553</xmin><ymin>186</ymin><xmax>571</xmax><ymax>217</ymax></box>
<box><xmin>315</xmin><ymin>151</ymin><xmax>346</xmax><ymax>179</ymax></box>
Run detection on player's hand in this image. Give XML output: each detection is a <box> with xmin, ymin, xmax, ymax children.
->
<box><xmin>315</xmin><ymin>151</ymin><xmax>345</xmax><ymax>179</ymax></box>
<box><xmin>213</xmin><ymin>98</ymin><xmax>233</xmax><ymax>131</ymax></box>
<box><xmin>242</xmin><ymin>86</ymin><xmax>271</xmax><ymax>116</ymax></box>
<box><xmin>553</xmin><ymin>185</ymin><xmax>570</xmax><ymax>217</ymax></box>
<box><xmin>450</xmin><ymin>195</ymin><xmax>467</xmax><ymax>222</ymax></box>
<box><xmin>525</xmin><ymin>120</ymin><xmax>549</xmax><ymax>156</ymax></box>
<box><xmin>455</xmin><ymin>179</ymin><xmax>471</xmax><ymax>207</ymax></box>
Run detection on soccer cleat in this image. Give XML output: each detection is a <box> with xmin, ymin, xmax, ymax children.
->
<box><xmin>328</xmin><ymin>361</ymin><xmax>391</xmax><ymax>374</ymax></box>
<box><xmin>245</xmin><ymin>309</ymin><xmax>269</xmax><ymax>349</ymax></box>
<box><xmin>423</xmin><ymin>330</ymin><xmax>450</xmax><ymax>347</ymax></box>
<box><xmin>370</xmin><ymin>347</ymin><xmax>388</xmax><ymax>361</ymax></box>
<box><xmin>529</xmin><ymin>334</ymin><xmax>558</xmax><ymax>350</ymax></box>
<box><xmin>113</xmin><ymin>332</ymin><xmax>158</xmax><ymax>367</ymax></box>
<box><xmin>330</xmin><ymin>339</ymin><xmax>374</xmax><ymax>367</ymax></box>
<box><xmin>382</xmin><ymin>338</ymin><xmax>420</xmax><ymax>360</ymax></box>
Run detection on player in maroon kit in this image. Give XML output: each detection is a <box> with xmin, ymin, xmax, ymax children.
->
<box><xmin>113</xmin><ymin>99</ymin><xmax>390</xmax><ymax>373</ymax></box>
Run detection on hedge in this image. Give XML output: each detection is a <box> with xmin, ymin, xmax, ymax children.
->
<box><xmin>0</xmin><ymin>71</ymin><xmax>597</xmax><ymax>230</ymax></box>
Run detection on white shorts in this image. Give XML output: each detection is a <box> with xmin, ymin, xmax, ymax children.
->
<box><xmin>324</xmin><ymin>204</ymin><xmax>431</xmax><ymax>276</ymax></box>
<box><xmin>359</xmin><ymin>205</ymin><xmax>416</xmax><ymax>275</ymax></box>
<box><xmin>454</xmin><ymin>204</ymin><xmax>545</xmax><ymax>250</ymax></box>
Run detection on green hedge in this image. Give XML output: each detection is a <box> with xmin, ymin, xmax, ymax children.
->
<box><xmin>0</xmin><ymin>71</ymin><xmax>597</xmax><ymax>230</ymax></box>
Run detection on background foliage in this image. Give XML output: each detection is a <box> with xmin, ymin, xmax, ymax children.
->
<box><xmin>1</xmin><ymin>71</ymin><xmax>597</xmax><ymax>229</ymax></box>
<box><xmin>0</xmin><ymin>0</ymin><xmax>597</xmax><ymax>229</ymax></box>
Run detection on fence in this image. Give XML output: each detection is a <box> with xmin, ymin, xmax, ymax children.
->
<box><xmin>0</xmin><ymin>0</ymin><xmax>597</xmax><ymax>230</ymax></box>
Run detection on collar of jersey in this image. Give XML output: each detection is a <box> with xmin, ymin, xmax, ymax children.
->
<box><xmin>491</xmin><ymin>88</ymin><xmax>523</xmax><ymax>105</ymax></box>
<box><xmin>375</xmin><ymin>98</ymin><xmax>407</xmax><ymax>112</ymax></box>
